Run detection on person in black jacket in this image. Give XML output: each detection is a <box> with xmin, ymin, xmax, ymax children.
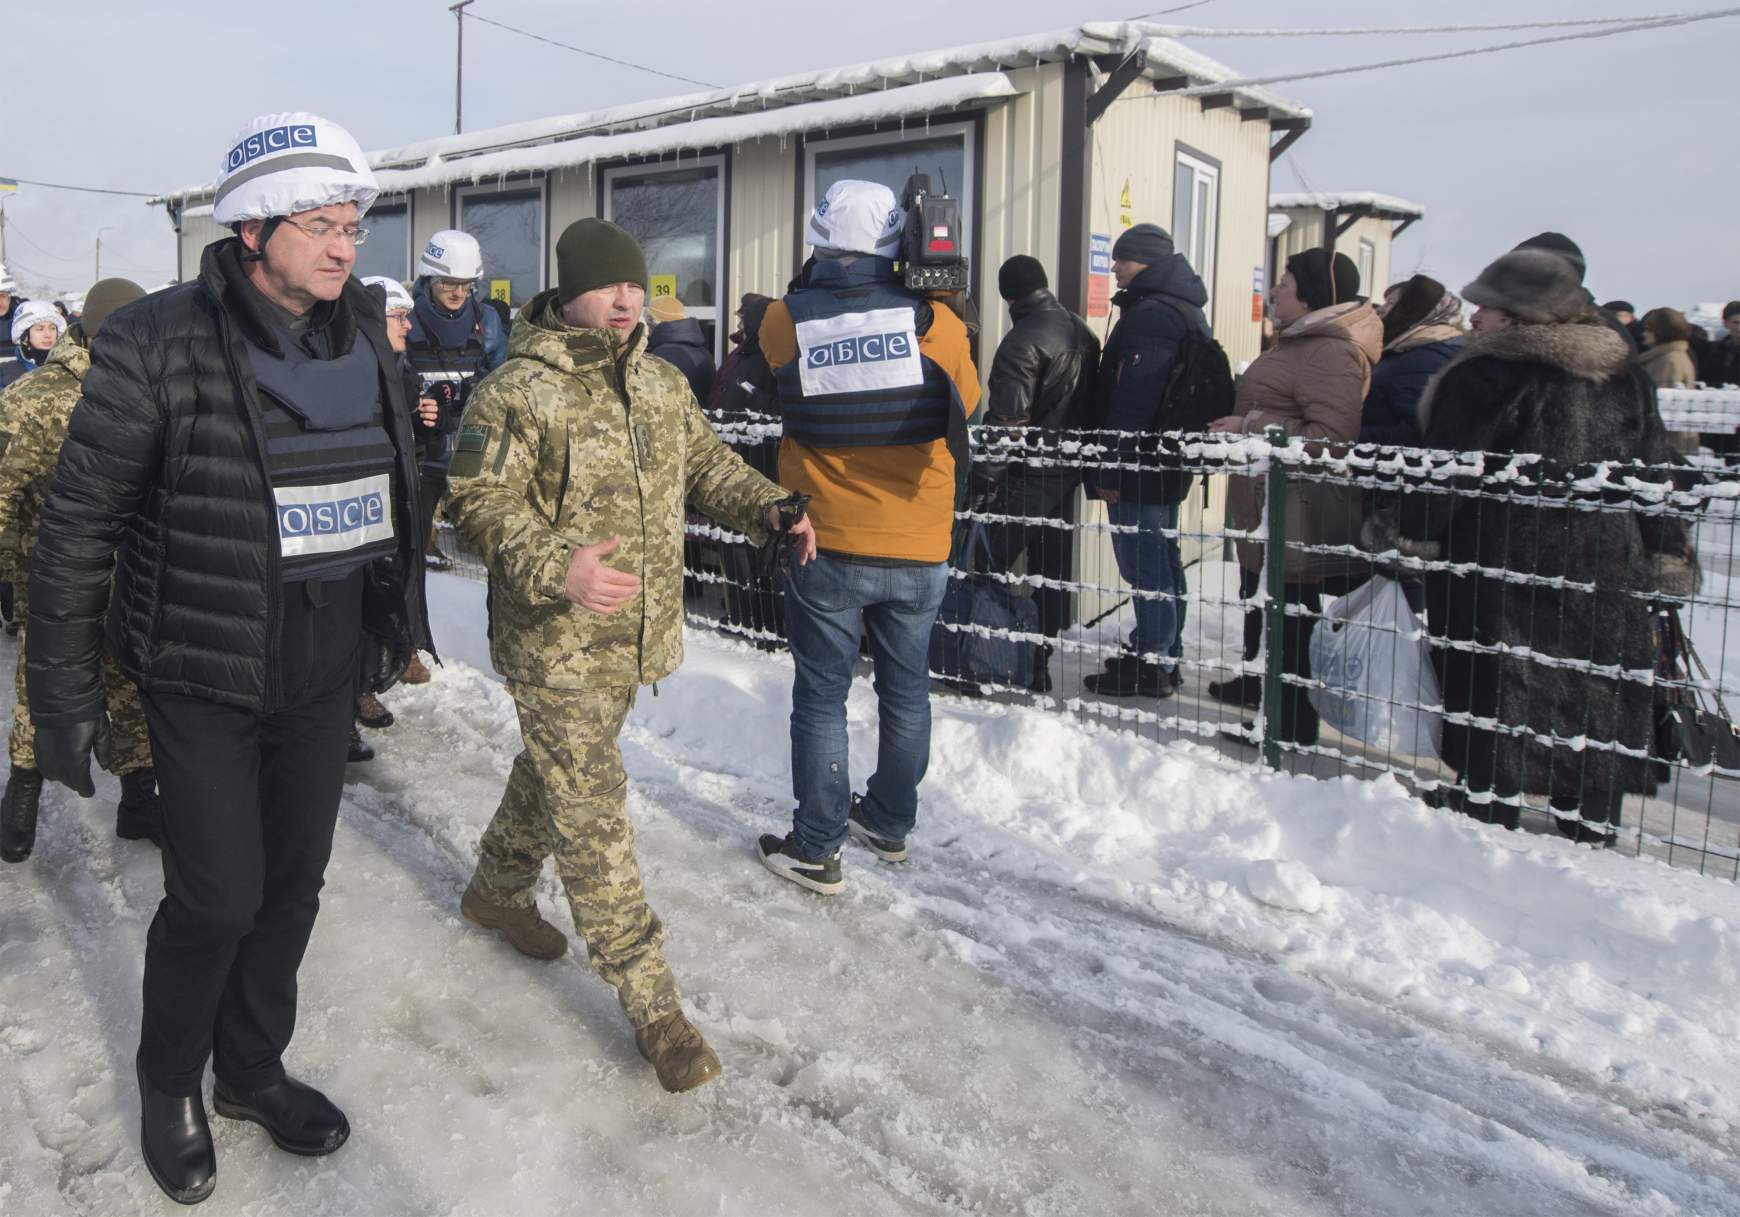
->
<box><xmin>1701</xmin><ymin>301</ymin><xmax>1740</xmax><ymax>388</ymax></box>
<box><xmin>645</xmin><ymin>294</ymin><xmax>717</xmax><ymax>403</ymax></box>
<box><xmin>1362</xmin><ymin>275</ymin><xmax>1465</xmax><ymax>445</ymax></box>
<box><xmin>26</xmin><ymin>113</ymin><xmax>431</xmax><ymax>1205</ymax></box>
<box><xmin>1083</xmin><ymin>225</ymin><xmax>1211</xmax><ymax>698</ymax></box>
<box><xmin>981</xmin><ymin>256</ymin><xmax>1100</xmax><ymax>692</ymax></box>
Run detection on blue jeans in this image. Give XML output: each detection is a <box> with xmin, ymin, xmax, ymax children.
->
<box><xmin>1108</xmin><ymin>501</ymin><xmax>1184</xmax><ymax>664</ymax></box>
<box><xmin>783</xmin><ymin>555</ymin><xmax>949</xmax><ymax>858</ymax></box>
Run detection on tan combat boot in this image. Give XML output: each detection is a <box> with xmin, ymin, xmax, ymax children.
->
<box><xmin>401</xmin><ymin>654</ymin><xmax>432</xmax><ymax>686</ymax></box>
<box><xmin>635</xmin><ymin>1011</ymin><xmax>722</xmax><ymax>1094</ymax></box>
<box><xmin>460</xmin><ymin>883</ymin><xmax>567</xmax><ymax>960</ymax></box>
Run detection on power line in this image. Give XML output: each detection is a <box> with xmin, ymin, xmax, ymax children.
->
<box><xmin>3</xmin><ymin>176</ymin><xmax>156</xmax><ymax>198</ymax></box>
<box><xmin>3</xmin><ymin>218</ymin><xmax>88</xmax><ymax>264</ymax></box>
<box><xmin>1127</xmin><ymin>1</ymin><xmax>1218</xmax><ymax>19</ymax></box>
<box><xmin>465</xmin><ymin>12</ymin><xmax>719</xmax><ymax>89</ymax></box>
<box><xmin>1145</xmin><ymin>12</ymin><xmax>1721</xmax><ymax>37</ymax></box>
<box><xmin>1171</xmin><ymin>8</ymin><xmax>1739</xmax><ymax>95</ymax></box>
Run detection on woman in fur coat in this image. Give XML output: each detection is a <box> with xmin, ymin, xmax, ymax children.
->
<box><xmin>1398</xmin><ymin>250</ymin><xmax>1695</xmax><ymax>844</ymax></box>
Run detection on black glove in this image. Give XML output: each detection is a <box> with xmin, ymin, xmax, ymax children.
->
<box><xmin>760</xmin><ymin>492</ymin><xmax>811</xmax><ymax>578</ymax></box>
<box><xmin>36</xmin><ymin>716</ymin><xmax>110</xmax><ymax>799</ymax></box>
<box><xmin>420</xmin><ymin>380</ymin><xmax>460</xmax><ymax>434</ymax></box>
<box><xmin>360</xmin><ymin>630</ymin><xmax>415</xmax><ymax>697</ymax></box>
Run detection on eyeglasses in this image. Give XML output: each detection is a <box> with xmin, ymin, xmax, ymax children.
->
<box><xmin>433</xmin><ymin>279</ymin><xmax>475</xmax><ymax>294</ymax></box>
<box><xmin>280</xmin><ymin>217</ymin><xmax>369</xmax><ymax>246</ymax></box>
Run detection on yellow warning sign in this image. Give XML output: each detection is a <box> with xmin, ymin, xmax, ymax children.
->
<box><xmin>1119</xmin><ymin>180</ymin><xmax>1133</xmax><ymax>227</ymax></box>
<box><xmin>649</xmin><ymin>274</ymin><xmax>678</xmax><ymax>300</ymax></box>
<box><xmin>1119</xmin><ymin>181</ymin><xmax>1132</xmax><ymax>208</ymax></box>
<box><xmin>489</xmin><ymin>279</ymin><xmax>511</xmax><ymax>304</ymax></box>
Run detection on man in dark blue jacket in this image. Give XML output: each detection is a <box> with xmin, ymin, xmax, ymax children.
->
<box><xmin>1084</xmin><ymin>224</ymin><xmax>1210</xmax><ymax>699</ymax></box>
<box><xmin>406</xmin><ymin>229</ymin><xmax>508</xmax><ymax>570</ymax></box>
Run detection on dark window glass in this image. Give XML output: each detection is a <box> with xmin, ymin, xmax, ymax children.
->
<box><xmin>457</xmin><ymin>189</ymin><xmax>543</xmax><ymax>307</ymax></box>
<box><xmin>353</xmin><ymin>204</ymin><xmax>409</xmax><ymax>282</ymax></box>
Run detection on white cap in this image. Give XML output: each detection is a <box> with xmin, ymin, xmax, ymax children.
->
<box><xmin>11</xmin><ymin>299</ymin><xmax>66</xmax><ymax>346</ymax></box>
<box><xmin>418</xmin><ymin>230</ymin><xmax>483</xmax><ymax>281</ymax></box>
<box><xmin>362</xmin><ymin>275</ymin><xmax>414</xmax><ymax>314</ymax></box>
<box><xmin>212</xmin><ymin>112</ymin><xmax>379</xmax><ymax>225</ymax></box>
<box><xmin>806</xmin><ymin>180</ymin><xmax>903</xmax><ymax>259</ymax></box>
<box><xmin>0</xmin><ymin>264</ymin><xmax>16</xmax><ymax>293</ymax></box>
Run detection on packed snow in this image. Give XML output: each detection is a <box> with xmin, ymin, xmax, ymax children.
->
<box><xmin>2</xmin><ymin>573</ymin><xmax>1739</xmax><ymax>1215</ymax></box>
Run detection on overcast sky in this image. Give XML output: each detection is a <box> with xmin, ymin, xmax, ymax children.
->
<box><xmin>5</xmin><ymin>1</ymin><xmax>1733</xmax><ymax>312</ymax></box>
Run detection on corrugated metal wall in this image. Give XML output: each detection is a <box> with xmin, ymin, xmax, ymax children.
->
<box><xmin>977</xmin><ymin>65</ymin><xmax>1065</xmax><ymax>365</ymax></box>
<box><xmin>175</xmin><ymin>211</ymin><xmax>231</xmax><ymax>281</ymax></box>
<box><xmin>727</xmin><ymin>138</ymin><xmax>799</xmax><ymax>303</ymax></box>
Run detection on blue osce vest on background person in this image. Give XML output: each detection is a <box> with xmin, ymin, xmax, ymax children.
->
<box><xmin>775</xmin><ymin>257</ymin><xmax>956</xmax><ymax>448</ymax></box>
<box><xmin>407</xmin><ymin>290</ymin><xmax>504</xmax><ymax>471</ymax></box>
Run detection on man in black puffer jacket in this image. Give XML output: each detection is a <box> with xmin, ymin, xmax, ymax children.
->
<box><xmin>27</xmin><ymin>112</ymin><xmax>431</xmax><ymax>1206</ymax></box>
<box><xmin>1083</xmin><ymin>225</ymin><xmax>1213</xmax><ymax>699</ymax></box>
<box><xmin>981</xmin><ymin>256</ymin><xmax>1101</xmax><ymax>691</ymax></box>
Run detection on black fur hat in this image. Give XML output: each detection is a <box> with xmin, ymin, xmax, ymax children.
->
<box><xmin>1463</xmin><ymin>250</ymin><xmax>1589</xmax><ymax>324</ymax></box>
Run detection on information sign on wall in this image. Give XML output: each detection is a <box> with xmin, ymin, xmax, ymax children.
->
<box><xmin>1087</xmin><ymin>233</ymin><xmax>1113</xmax><ymax>319</ymax></box>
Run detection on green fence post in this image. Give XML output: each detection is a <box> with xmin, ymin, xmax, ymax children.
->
<box><xmin>1262</xmin><ymin>424</ymin><xmax>1289</xmax><ymax>771</ymax></box>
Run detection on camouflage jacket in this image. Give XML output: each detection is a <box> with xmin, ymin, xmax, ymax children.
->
<box><xmin>0</xmin><ymin>329</ymin><xmax>89</xmax><ymax>573</ymax></box>
<box><xmin>446</xmin><ymin>291</ymin><xmax>786</xmax><ymax>689</ymax></box>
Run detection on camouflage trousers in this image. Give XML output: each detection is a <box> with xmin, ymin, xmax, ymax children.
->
<box><xmin>471</xmin><ymin>682</ymin><xmax>679</xmax><ymax>1029</ymax></box>
<box><xmin>10</xmin><ymin>582</ymin><xmax>152</xmax><ymax>775</ymax></box>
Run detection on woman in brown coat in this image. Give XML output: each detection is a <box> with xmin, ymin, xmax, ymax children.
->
<box><xmin>1208</xmin><ymin>249</ymin><xmax>1383</xmax><ymax>745</ymax></box>
<box><xmin>1635</xmin><ymin>307</ymin><xmax>1700</xmax><ymax>389</ymax></box>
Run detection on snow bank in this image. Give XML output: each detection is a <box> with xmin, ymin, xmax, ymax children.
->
<box><xmin>633</xmin><ymin>624</ymin><xmax>1740</xmax><ymax>1131</ymax></box>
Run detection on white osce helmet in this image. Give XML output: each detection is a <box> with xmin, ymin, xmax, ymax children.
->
<box><xmin>805</xmin><ymin>180</ymin><xmax>904</xmax><ymax>259</ymax></box>
<box><xmin>362</xmin><ymin>275</ymin><xmax>414</xmax><ymax>314</ymax></box>
<box><xmin>11</xmin><ymin>299</ymin><xmax>66</xmax><ymax>346</ymax></box>
<box><xmin>418</xmin><ymin>230</ymin><xmax>484</xmax><ymax>281</ymax></box>
<box><xmin>211</xmin><ymin>112</ymin><xmax>379</xmax><ymax>225</ymax></box>
<box><xmin>0</xmin><ymin>263</ymin><xmax>17</xmax><ymax>293</ymax></box>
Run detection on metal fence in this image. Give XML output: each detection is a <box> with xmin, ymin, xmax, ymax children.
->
<box><xmin>434</xmin><ymin>407</ymin><xmax>1740</xmax><ymax>880</ymax></box>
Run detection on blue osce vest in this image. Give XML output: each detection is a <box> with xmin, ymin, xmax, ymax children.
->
<box><xmin>775</xmin><ymin>257</ymin><xmax>955</xmax><ymax>448</ymax></box>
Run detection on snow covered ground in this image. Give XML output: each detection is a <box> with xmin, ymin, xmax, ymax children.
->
<box><xmin>3</xmin><ymin>573</ymin><xmax>1740</xmax><ymax>1216</ymax></box>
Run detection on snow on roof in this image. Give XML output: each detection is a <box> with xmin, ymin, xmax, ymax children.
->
<box><xmin>1269</xmin><ymin>191</ymin><xmax>1425</xmax><ymax>219</ymax></box>
<box><xmin>1268</xmin><ymin>213</ymin><xmax>1293</xmax><ymax>238</ymax></box>
<box><xmin>156</xmin><ymin>21</ymin><xmax>1308</xmax><ymax>205</ymax></box>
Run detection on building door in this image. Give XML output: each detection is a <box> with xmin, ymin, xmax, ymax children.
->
<box><xmin>604</xmin><ymin>156</ymin><xmax>726</xmax><ymax>359</ymax></box>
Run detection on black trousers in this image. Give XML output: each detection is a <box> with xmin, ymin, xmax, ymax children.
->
<box><xmin>137</xmin><ymin>574</ymin><xmax>363</xmax><ymax>1096</ymax></box>
<box><xmin>984</xmin><ymin>471</ymin><xmax>1077</xmax><ymax>639</ymax></box>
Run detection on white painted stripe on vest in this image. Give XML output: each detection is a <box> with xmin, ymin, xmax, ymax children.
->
<box><xmin>794</xmin><ymin>307</ymin><xmax>924</xmax><ymax>398</ymax></box>
<box><xmin>274</xmin><ymin>473</ymin><xmax>395</xmax><ymax>558</ymax></box>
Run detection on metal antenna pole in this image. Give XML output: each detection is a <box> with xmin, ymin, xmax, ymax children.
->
<box><xmin>451</xmin><ymin>0</ymin><xmax>475</xmax><ymax>135</ymax></box>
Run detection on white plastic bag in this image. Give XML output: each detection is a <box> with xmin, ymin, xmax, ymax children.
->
<box><xmin>1308</xmin><ymin>576</ymin><xmax>1441</xmax><ymax>760</ymax></box>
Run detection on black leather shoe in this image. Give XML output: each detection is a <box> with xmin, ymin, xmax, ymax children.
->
<box><xmin>212</xmin><ymin>1075</ymin><xmax>350</xmax><ymax>1156</ymax></box>
<box><xmin>1</xmin><ymin>765</ymin><xmax>43</xmax><ymax>863</ymax></box>
<box><xmin>136</xmin><ymin>1058</ymin><xmax>216</xmax><ymax>1205</ymax></box>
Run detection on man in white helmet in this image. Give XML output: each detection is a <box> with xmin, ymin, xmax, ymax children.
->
<box><xmin>0</xmin><ymin>262</ymin><xmax>23</xmax><ymax>339</ymax></box>
<box><xmin>26</xmin><ymin>113</ymin><xmax>432</xmax><ymax>1205</ymax></box>
<box><xmin>406</xmin><ymin>229</ymin><xmax>507</xmax><ymax>575</ymax></box>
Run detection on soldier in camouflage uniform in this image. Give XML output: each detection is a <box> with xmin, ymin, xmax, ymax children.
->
<box><xmin>0</xmin><ymin>279</ymin><xmax>158</xmax><ymax>863</ymax></box>
<box><xmin>446</xmin><ymin>219</ymin><xmax>815</xmax><ymax>1093</ymax></box>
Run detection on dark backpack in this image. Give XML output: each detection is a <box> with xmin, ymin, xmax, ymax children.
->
<box><xmin>1147</xmin><ymin>307</ymin><xmax>1236</xmax><ymax>505</ymax></box>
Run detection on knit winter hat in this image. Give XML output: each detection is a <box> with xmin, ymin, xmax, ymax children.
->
<box><xmin>1462</xmin><ymin>250</ymin><xmax>1589</xmax><ymax>324</ymax></box>
<box><xmin>1111</xmin><ymin>224</ymin><xmax>1175</xmax><ymax>266</ymax></box>
<box><xmin>555</xmin><ymin>219</ymin><xmax>648</xmax><ymax>305</ymax></box>
<box><xmin>80</xmin><ymin>278</ymin><xmax>145</xmax><ymax>338</ymax></box>
<box><xmin>1512</xmin><ymin>232</ymin><xmax>1587</xmax><ymax>283</ymax></box>
<box><xmin>1601</xmin><ymin>300</ymin><xmax>1636</xmax><ymax>316</ymax></box>
<box><xmin>647</xmin><ymin>294</ymin><xmax>686</xmax><ymax>325</ymax></box>
<box><xmin>1286</xmin><ymin>249</ymin><xmax>1360</xmax><ymax>312</ymax></box>
<box><xmin>1725</xmin><ymin>301</ymin><xmax>1740</xmax><ymax>321</ymax></box>
<box><xmin>997</xmin><ymin>255</ymin><xmax>1048</xmax><ymax>301</ymax></box>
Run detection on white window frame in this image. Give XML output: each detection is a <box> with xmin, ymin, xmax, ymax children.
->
<box><xmin>453</xmin><ymin>178</ymin><xmax>549</xmax><ymax>303</ymax></box>
<box><xmin>1357</xmin><ymin>237</ymin><xmax>1376</xmax><ymax>297</ymax></box>
<box><xmin>602</xmin><ymin>154</ymin><xmax>727</xmax><ymax>360</ymax></box>
<box><xmin>1173</xmin><ymin>149</ymin><xmax>1220</xmax><ymax>318</ymax></box>
<box><xmin>802</xmin><ymin>121</ymin><xmax>976</xmax><ymax>262</ymax></box>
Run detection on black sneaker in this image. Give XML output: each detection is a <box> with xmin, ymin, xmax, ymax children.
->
<box><xmin>1083</xmin><ymin>657</ymin><xmax>1171</xmax><ymax>698</ymax></box>
<box><xmin>347</xmin><ymin>726</ymin><xmax>375</xmax><ymax>764</ymax></box>
<box><xmin>1207</xmin><ymin>674</ymin><xmax>1263</xmax><ymax>709</ymax></box>
<box><xmin>758</xmin><ymin>833</ymin><xmax>843</xmax><ymax>895</ymax></box>
<box><xmin>846</xmin><ymin>794</ymin><xmax>908</xmax><ymax>862</ymax></box>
